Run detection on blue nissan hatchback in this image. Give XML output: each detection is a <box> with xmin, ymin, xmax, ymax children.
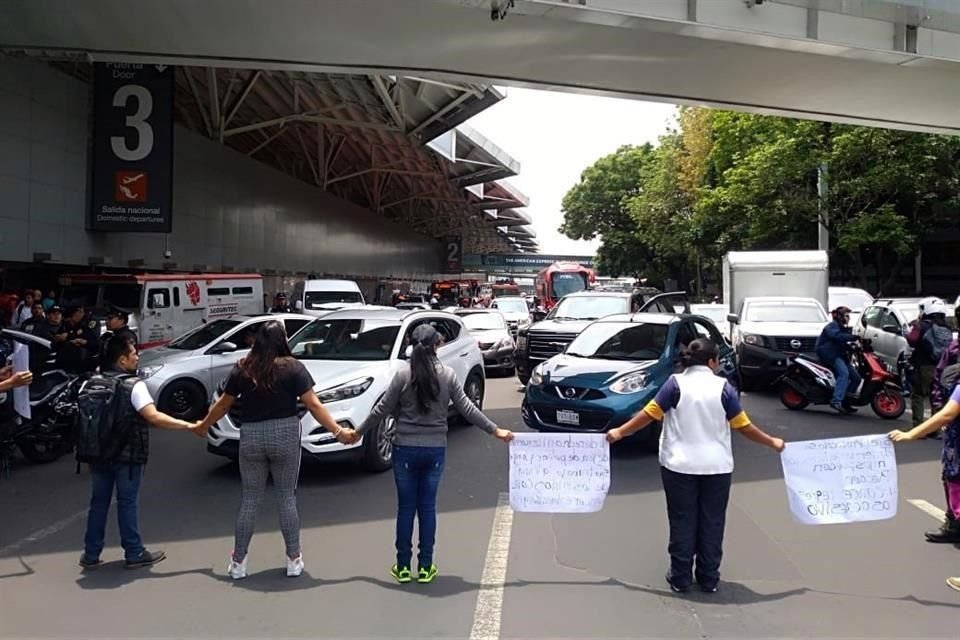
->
<box><xmin>521</xmin><ymin>311</ymin><xmax>738</xmax><ymax>449</ymax></box>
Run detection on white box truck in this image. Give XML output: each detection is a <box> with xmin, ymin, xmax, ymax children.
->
<box><xmin>723</xmin><ymin>251</ymin><xmax>829</xmax><ymax>316</ymax></box>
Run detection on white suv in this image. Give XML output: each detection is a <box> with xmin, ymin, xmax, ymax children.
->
<box><xmin>206</xmin><ymin>308</ymin><xmax>487</xmax><ymax>471</ymax></box>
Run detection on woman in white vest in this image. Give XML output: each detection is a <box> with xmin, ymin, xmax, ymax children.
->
<box><xmin>607</xmin><ymin>338</ymin><xmax>785</xmax><ymax>594</ymax></box>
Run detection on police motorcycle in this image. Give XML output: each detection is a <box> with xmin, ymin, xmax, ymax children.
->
<box><xmin>777</xmin><ymin>336</ymin><xmax>906</xmax><ymax>419</ymax></box>
<box><xmin>0</xmin><ymin>330</ymin><xmax>82</xmax><ymax>470</ymax></box>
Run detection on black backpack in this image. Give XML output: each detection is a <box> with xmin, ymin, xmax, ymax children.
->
<box><xmin>75</xmin><ymin>373</ymin><xmax>137</xmax><ymax>465</ymax></box>
<box><xmin>922</xmin><ymin>324</ymin><xmax>953</xmax><ymax>363</ymax></box>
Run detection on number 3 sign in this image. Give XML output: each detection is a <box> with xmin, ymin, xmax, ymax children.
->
<box><xmin>89</xmin><ymin>63</ymin><xmax>174</xmax><ymax>233</ymax></box>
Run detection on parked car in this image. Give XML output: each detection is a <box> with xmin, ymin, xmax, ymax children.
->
<box><xmin>395</xmin><ymin>302</ymin><xmax>430</xmax><ymax>311</ymax></box>
<box><xmin>515</xmin><ymin>290</ymin><xmax>680</xmax><ymax>385</ymax></box>
<box><xmin>455</xmin><ymin>309</ymin><xmax>516</xmax><ymax>375</ymax></box>
<box><xmin>138</xmin><ymin>313</ymin><xmax>314</xmax><ymax>420</ymax></box>
<box><xmin>828</xmin><ymin>286</ymin><xmax>874</xmax><ymax>328</ymax></box>
<box><xmin>488</xmin><ymin>296</ymin><xmax>532</xmax><ymax>336</ymax></box>
<box><xmin>206</xmin><ymin>308</ymin><xmax>486</xmax><ymax>471</ymax></box>
<box><xmin>855</xmin><ymin>298</ymin><xmax>958</xmax><ymax>369</ymax></box>
<box><xmin>728</xmin><ymin>296</ymin><xmax>828</xmax><ymax>390</ymax></box>
<box><xmin>522</xmin><ymin>310</ymin><xmax>737</xmax><ymax>450</ymax></box>
<box><xmin>690</xmin><ymin>303</ymin><xmax>730</xmax><ymax>343</ymax></box>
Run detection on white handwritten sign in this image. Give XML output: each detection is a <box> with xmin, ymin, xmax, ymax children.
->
<box><xmin>12</xmin><ymin>341</ymin><xmax>30</xmax><ymax>420</ymax></box>
<box><xmin>509</xmin><ymin>433</ymin><xmax>610</xmax><ymax>513</ymax></box>
<box><xmin>780</xmin><ymin>434</ymin><xmax>898</xmax><ymax>525</ymax></box>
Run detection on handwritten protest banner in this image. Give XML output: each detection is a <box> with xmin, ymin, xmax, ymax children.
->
<box><xmin>780</xmin><ymin>434</ymin><xmax>898</xmax><ymax>525</ymax></box>
<box><xmin>509</xmin><ymin>433</ymin><xmax>610</xmax><ymax>513</ymax></box>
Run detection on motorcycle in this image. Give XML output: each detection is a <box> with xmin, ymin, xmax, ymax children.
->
<box><xmin>1</xmin><ymin>368</ymin><xmax>82</xmax><ymax>469</ymax></box>
<box><xmin>777</xmin><ymin>339</ymin><xmax>906</xmax><ymax>419</ymax></box>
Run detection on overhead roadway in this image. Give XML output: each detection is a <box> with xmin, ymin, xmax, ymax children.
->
<box><xmin>2</xmin><ymin>47</ymin><xmax>534</xmax><ymax>254</ymax></box>
<box><xmin>8</xmin><ymin>0</ymin><xmax>960</xmax><ymax>134</ymax></box>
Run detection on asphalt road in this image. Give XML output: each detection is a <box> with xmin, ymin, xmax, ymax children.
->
<box><xmin>1</xmin><ymin>377</ymin><xmax>958</xmax><ymax>638</ymax></box>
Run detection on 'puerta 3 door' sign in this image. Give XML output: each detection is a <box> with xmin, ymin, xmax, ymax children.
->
<box><xmin>89</xmin><ymin>63</ymin><xmax>174</xmax><ymax>233</ymax></box>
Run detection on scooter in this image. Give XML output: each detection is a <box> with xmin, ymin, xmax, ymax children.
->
<box><xmin>777</xmin><ymin>339</ymin><xmax>906</xmax><ymax>419</ymax></box>
<box><xmin>0</xmin><ymin>369</ymin><xmax>82</xmax><ymax>472</ymax></box>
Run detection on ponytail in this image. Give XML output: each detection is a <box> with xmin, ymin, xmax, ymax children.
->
<box><xmin>680</xmin><ymin>338</ymin><xmax>719</xmax><ymax>369</ymax></box>
<box><xmin>410</xmin><ymin>342</ymin><xmax>440</xmax><ymax>414</ymax></box>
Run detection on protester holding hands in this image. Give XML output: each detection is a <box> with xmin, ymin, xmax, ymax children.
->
<box><xmin>607</xmin><ymin>339</ymin><xmax>784</xmax><ymax>594</ymax></box>
<box><xmin>357</xmin><ymin>324</ymin><xmax>513</xmax><ymax>584</ymax></box>
<box><xmin>196</xmin><ymin>321</ymin><xmax>355</xmax><ymax>580</ymax></box>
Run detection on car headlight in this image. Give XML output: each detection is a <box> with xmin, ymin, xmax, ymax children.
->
<box><xmin>518</xmin><ymin>318</ymin><xmax>531</xmax><ymax>328</ymax></box>
<box><xmin>610</xmin><ymin>371</ymin><xmax>648</xmax><ymax>394</ymax></box>
<box><xmin>517</xmin><ymin>335</ymin><xmax>528</xmax><ymax>351</ymax></box>
<box><xmin>742</xmin><ymin>333</ymin><xmax>765</xmax><ymax>347</ymax></box>
<box><xmin>530</xmin><ymin>363</ymin><xmax>544</xmax><ymax>386</ymax></box>
<box><xmin>497</xmin><ymin>335</ymin><xmax>515</xmax><ymax>349</ymax></box>
<box><xmin>316</xmin><ymin>377</ymin><xmax>374</xmax><ymax>403</ymax></box>
<box><xmin>138</xmin><ymin>364</ymin><xmax>164</xmax><ymax>379</ymax></box>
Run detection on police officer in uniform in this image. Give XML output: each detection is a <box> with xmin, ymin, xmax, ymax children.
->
<box><xmin>19</xmin><ymin>302</ymin><xmax>46</xmax><ymax>335</ymax></box>
<box><xmin>99</xmin><ymin>309</ymin><xmax>139</xmax><ymax>368</ymax></box>
<box><xmin>56</xmin><ymin>306</ymin><xmax>99</xmax><ymax>374</ymax></box>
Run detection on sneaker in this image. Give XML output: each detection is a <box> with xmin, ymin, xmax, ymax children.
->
<box><xmin>830</xmin><ymin>402</ymin><xmax>846</xmax><ymax>414</ymax></box>
<box><xmin>78</xmin><ymin>555</ymin><xmax>103</xmax><ymax>570</ymax></box>
<box><xmin>227</xmin><ymin>553</ymin><xmax>248</xmax><ymax>580</ymax></box>
<box><xmin>665</xmin><ymin>570</ymin><xmax>689</xmax><ymax>594</ymax></box>
<box><xmin>286</xmin><ymin>554</ymin><xmax>304</xmax><ymax>578</ymax></box>
<box><xmin>391</xmin><ymin>565</ymin><xmax>412</xmax><ymax>584</ymax></box>
<box><xmin>124</xmin><ymin>549</ymin><xmax>165</xmax><ymax>569</ymax></box>
<box><xmin>417</xmin><ymin>564</ymin><xmax>439</xmax><ymax>584</ymax></box>
<box><xmin>947</xmin><ymin>577</ymin><xmax>960</xmax><ymax>592</ymax></box>
<box><xmin>925</xmin><ymin>519</ymin><xmax>960</xmax><ymax>543</ymax></box>
<box><xmin>699</xmin><ymin>582</ymin><xmax>719</xmax><ymax>594</ymax></box>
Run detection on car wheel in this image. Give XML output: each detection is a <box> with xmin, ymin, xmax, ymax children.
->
<box><xmin>456</xmin><ymin>371</ymin><xmax>485</xmax><ymax>425</ymax></box>
<box><xmin>739</xmin><ymin>373</ymin><xmax>757</xmax><ymax>392</ymax></box>
<box><xmin>363</xmin><ymin>414</ymin><xmax>396</xmax><ymax>472</ymax></box>
<box><xmin>159</xmin><ymin>380</ymin><xmax>207</xmax><ymax>421</ymax></box>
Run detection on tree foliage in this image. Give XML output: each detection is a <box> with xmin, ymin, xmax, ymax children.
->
<box><xmin>560</xmin><ymin>107</ymin><xmax>960</xmax><ymax>295</ymax></box>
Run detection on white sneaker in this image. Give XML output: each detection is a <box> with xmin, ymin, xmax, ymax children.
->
<box><xmin>227</xmin><ymin>554</ymin><xmax>248</xmax><ymax>580</ymax></box>
<box><xmin>287</xmin><ymin>554</ymin><xmax>304</xmax><ymax>578</ymax></box>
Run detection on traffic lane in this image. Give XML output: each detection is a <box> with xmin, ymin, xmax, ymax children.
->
<box><xmin>500</xmin><ymin>391</ymin><xmax>958</xmax><ymax>639</ymax></box>
<box><xmin>0</xmin><ymin>382</ymin><xmax>524</xmax><ymax>638</ymax></box>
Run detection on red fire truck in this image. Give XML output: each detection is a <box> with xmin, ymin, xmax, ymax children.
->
<box><xmin>534</xmin><ymin>262</ymin><xmax>595</xmax><ymax>309</ymax></box>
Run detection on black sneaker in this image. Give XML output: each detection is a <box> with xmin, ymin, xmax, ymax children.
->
<box><xmin>699</xmin><ymin>582</ymin><xmax>719</xmax><ymax>594</ymax></box>
<box><xmin>665</xmin><ymin>571</ymin><xmax>689</xmax><ymax>594</ymax></box>
<box><xmin>830</xmin><ymin>402</ymin><xmax>846</xmax><ymax>414</ymax></box>
<box><xmin>78</xmin><ymin>555</ymin><xmax>103</xmax><ymax>570</ymax></box>
<box><xmin>842</xmin><ymin>404</ymin><xmax>858</xmax><ymax>414</ymax></box>
<box><xmin>926</xmin><ymin>520</ymin><xmax>960</xmax><ymax>543</ymax></box>
<box><xmin>125</xmin><ymin>549</ymin><xmax>166</xmax><ymax>569</ymax></box>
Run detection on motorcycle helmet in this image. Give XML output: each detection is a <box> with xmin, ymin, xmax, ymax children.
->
<box><xmin>919</xmin><ymin>296</ymin><xmax>948</xmax><ymax>318</ymax></box>
<box><xmin>831</xmin><ymin>306</ymin><xmax>852</xmax><ymax>325</ymax></box>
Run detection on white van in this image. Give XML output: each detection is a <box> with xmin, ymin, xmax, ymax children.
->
<box><xmin>294</xmin><ymin>279</ymin><xmax>365</xmax><ymax>316</ymax></box>
<box><xmin>59</xmin><ymin>273</ymin><xmax>264</xmax><ymax>349</ymax></box>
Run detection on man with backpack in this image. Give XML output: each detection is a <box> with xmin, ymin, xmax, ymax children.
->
<box><xmin>907</xmin><ymin>297</ymin><xmax>953</xmax><ymax>434</ymax></box>
<box><xmin>78</xmin><ymin>335</ymin><xmax>202</xmax><ymax>570</ymax></box>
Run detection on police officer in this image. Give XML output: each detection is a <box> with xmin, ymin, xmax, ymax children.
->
<box><xmin>20</xmin><ymin>302</ymin><xmax>46</xmax><ymax>335</ymax></box>
<box><xmin>33</xmin><ymin>305</ymin><xmax>63</xmax><ymax>342</ymax></box>
<box><xmin>56</xmin><ymin>306</ymin><xmax>99</xmax><ymax>373</ymax></box>
<box><xmin>100</xmin><ymin>310</ymin><xmax>138</xmax><ymax>368</ymax></box>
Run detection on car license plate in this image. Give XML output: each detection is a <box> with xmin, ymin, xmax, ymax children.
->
<box><xmin>556</xmin><ymin>410</ymin><xmax>580</xmax><ymax>426</ymax></box>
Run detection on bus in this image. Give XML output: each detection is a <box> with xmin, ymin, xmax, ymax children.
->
<box><xmin>430</xmin><ymin>279</ymin><xmax>480</xmax><ymax>307</ymax></box>
<box><xmin>534</xmin><ymin>262</ymin><xmax>595</xmax><ymax>309</ymax></box>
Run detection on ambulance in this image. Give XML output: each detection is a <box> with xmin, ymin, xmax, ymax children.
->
<box><xmin>58</xmin><ymin>273</ymin><xmax>264</xmax><ymax>349</ymax></box>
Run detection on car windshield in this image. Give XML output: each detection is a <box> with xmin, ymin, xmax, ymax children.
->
<box><xmin>691</xmin><ymin>305</ymin><xmax>727</xmax><ymax>324</ymax></box>
<box><xmin>290</xmin><ymin>318</ymin><xmax>400</xmax><ymax>361</ymax></box>
<box><xmin>745</xmin><ymin>303</ymin><xmax>827</xmax><ymax>323</ymax></box>
<box><xmin>460</xmin><ymin>313</ymin><xmax>506</xmax><ymax>331</ymax></box>
<box><xmin>492</xmin><ymin>299</ymin><xmax>527</xmax><ymax>314</ymax></box>
<box><xmin>551</xmin><ymin>272</ymin><xmax>589</xmax><ymax>299</ymax></box>
<box><xmin>549</xmin><ymin>296</ymin><xmax>627</xmax><ymax>321</ymax></box>
<box><xmin>830</xmin><ymin>291</ymin><xmax>874</xmax><ymax>312</ymax></box>
<box><xmin>304</xmin><ymin>291</ymin><xmax>362</xmax><ymax>308</ymax></box>
<box><xmin>167</xmin><ymin>319</ymin><xmax>242</xmax><ymax>350</ymax></box>
<box><xmin>567</xmin><ymin>322</ymin><xmax>669</xmax><ymax>361</ymax></box>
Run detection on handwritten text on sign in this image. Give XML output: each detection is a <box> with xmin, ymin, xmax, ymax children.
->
<box><xmin>509</xmin><ymin>433</ymin><xmax>610</xmax><ymax>513</ymax></box>
<box><xmin>780</xmin><ymin>434</ymin><xmax>898</xmax><ymax>525</ymax></box>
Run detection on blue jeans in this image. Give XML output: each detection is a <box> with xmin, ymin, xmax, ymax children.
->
<box><xmin>831</xmin><ymin>356</ymin><xmax>861</xmax><ymax>406</ymax></box>
<box><xmin>393</xmin><ymin>445</ymin><xmax>445</xmax><ymax>569</ymax></box>
<box><xmin>82</xmin><ymin>462</ymin><xmax>145</xmax><ymax>561</ymax></box>
<box><xmin>661</xmin><ymin>467</ymin><xmax>732</xmax><ymax>590</ymax></box>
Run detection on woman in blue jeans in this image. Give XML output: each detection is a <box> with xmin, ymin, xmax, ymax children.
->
<box><xmin>358</xmin><ymin>324</ymin><xmax>513</xmax><ymax>584</ymax></box>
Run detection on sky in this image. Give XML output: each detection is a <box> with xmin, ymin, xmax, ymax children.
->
<box><xmin>466</xmin><ymin>87</ymin><xmax>677</xmax><ymax>256</ymax></box>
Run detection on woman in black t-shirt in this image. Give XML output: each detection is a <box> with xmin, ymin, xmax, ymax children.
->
<box><xmin>196</xmin><ymin>321</ymin><xmax>357</xmax><ymax>580</ymax></box>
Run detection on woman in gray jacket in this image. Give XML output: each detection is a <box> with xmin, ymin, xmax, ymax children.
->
<box><xmin>358</xmin><ymin>324</ymin><xmax>513</xmax><ymax>584</ymax></box>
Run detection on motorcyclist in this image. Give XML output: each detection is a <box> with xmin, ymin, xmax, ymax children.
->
<box><xmin>907</xmin><ymin>297</ymin><xmax>952</xmax><ymax>434</ymax></box>
<box><xmin>815</xmin><ymin>306</ymin><xmax>861</xmax><ymax>414</ymax></box>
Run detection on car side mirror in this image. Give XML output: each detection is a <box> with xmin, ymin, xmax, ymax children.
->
<box><xmin>727</xmin><ymin>314</ymin><xmax>739</xmax><ymax>325</ymax></box>
<box><xmin>882</xmin><ymin>324</ymin><xmax>901</xmax><ymax>335</ymax></box>
<box><xmin>210</xmin><ymin>341</ymin><xmax>238</xmax><ymax>355</ymax></box>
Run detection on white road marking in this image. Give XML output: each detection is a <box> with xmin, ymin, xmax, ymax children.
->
<box><xmin>0</xmin><ymin>509</ymin><xmax>87</xmax><ymax>557</ymax></box>
<box><xmin>470</xmin><ymin>492</ymin><xmax>514</xmax><ymax>640</ymax></box>
<box><xmin>907</xmin><ymin>498</ymin><xmax>946</xmax><ymax>522</ymax></box>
